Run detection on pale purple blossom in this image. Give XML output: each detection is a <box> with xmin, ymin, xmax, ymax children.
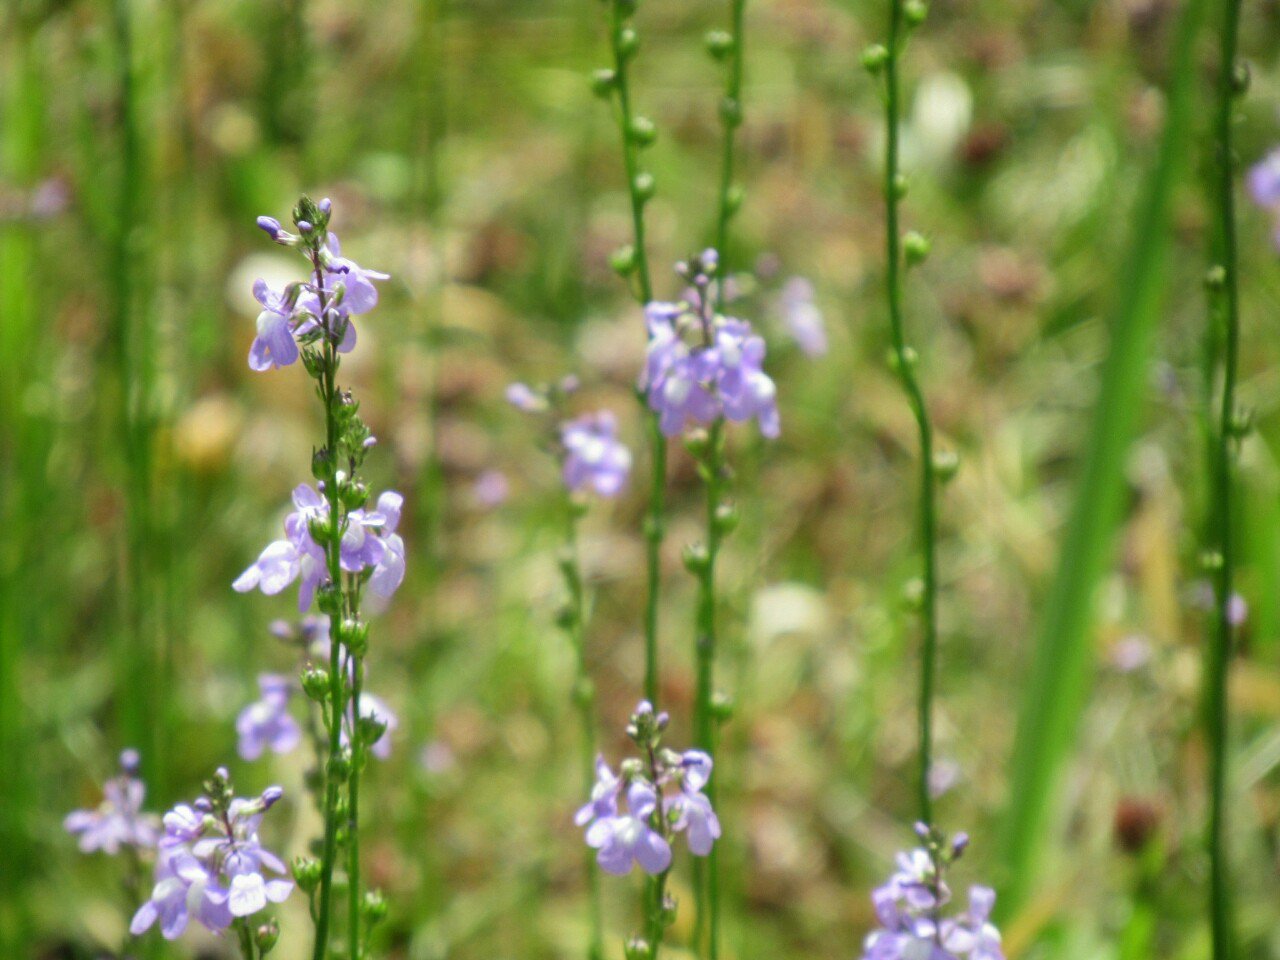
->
<box><xmin>1249</xmin><ymin>149</ymin><xmax>1280</xmax><ymax>248</ymax></box>
<box><xmin>778</xmin><ymin>277</ymin><xmax>828</xmax><ymax>357</ymax></box>
<box><xmin>472</xmin><ymin>470</ymin><xmax>510</xmax><ymax>509</ymax></box>
<box><xmin>64</xmin><ymin>750</ymin><xmax>159</xmax><ymax>854</ymax></box>
<box><xmin>586</xmin><ymin>781</ymin><xmax>673</xmax><ymax>876</ymax></box>
<box><xmin>132</xmin><ymin>782</ymin><xmax>291</xmax><ymax>942</ymax></box>
<box><xmin>576</xmin><ymin>756</ymin><xmax>623</xmax><ymax>829</ymax></box>
<box><xmin>506</xmin><ymin>382</ymin><xmax>547</xmax><ymax>413</ymax></box>
<box><xmin>641</xmin><ymin>255</ymin><xmax>780</xmax><ymax>438</ymax></box>
<box><xmin>236</xmin><ymin>674</ymin><xmax>302</xmax><ymax>761</ymax></box>
<box><xmin>560</xmin><ymin>411</ymin><xmax>632</xmax><ymax>497</ymax></box>
<box><xmin>233</xmin><ymin>484</ymin><xmax>407</xmax><ymax>611</ymax></box>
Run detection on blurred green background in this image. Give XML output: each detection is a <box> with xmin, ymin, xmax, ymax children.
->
<box><xmin>5</xmin><ymin>0</ymin><xmax>1280</xmax><ymax>957</ymax></box>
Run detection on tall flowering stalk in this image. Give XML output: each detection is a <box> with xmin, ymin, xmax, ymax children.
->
<box><xmin>863</xmin><ymin>0</ymin><xmax>939</xmax><ymax>827</ymax></box>
<box><xmin>235</xmin><ymin>198</ymin><xmax>403</xmax><ymax>960</ymax></box>
<box><xmin>577</xmin><ymin>701</ymin><xmax>721</xmax><ymax>960</ymax></box>
<box><xmin>592</xmin><ymin>0</ymin><xmax>667</xmax><ymax>709</ymax></box>
<box><xmin>708</xmin><ymin>0</ymin><xmax>746</xmax><ymax>307</ymax></box>
<box><xmin>1203</xmin><ymin>0</ymin><xmax>1246</xmax><ymax>953</ymax></box>
<box><xmin>641</xmin><ymin>250</ymin><xmax>778</xmax><ymax>957</ymax></box>
<box><xmin>507</xmin><ymin>377</ymin><xmax>634</xmax><ymax>960</ymax></box>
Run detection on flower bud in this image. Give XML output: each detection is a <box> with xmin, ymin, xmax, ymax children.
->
<box><xmin>572</xmin><ymin>676</ymin><xmax>596</xmax><ymax>709</ymax></box>
<box><xmin>628</xmin><ymin>116</ymin><xmax>657</xmax><ymax>147</ymax></box>
<box><xmin>611</xmin><ymin>245</ymin><xmax>638</xmax><ymax>276</ymax></box>
<box><xmin>624</xmin><ymin>937</ymin><xmax>651</xmax><ymax>960</ymax></box>
<box><xmin>683</xmin><ymin>543</ymin><xmax>711</xmax><ymax>574</ymax></box>
<box><xmin>903</xmin><ymin>231</ymin><xmax>930</xmax><ymax>266</ymax></box>
<box><xmin>362</xmin><ymin>889</ymin><xmax>389</xmax><ymax>924</ymax></box>
<box><xmin>642</xmin><ymin>514</ymin><xmax>664</xmax><ymax>543</ymax></box>
<box><xmin>901</xmin><ymin>576</ymin><xmax>925</xmax><ymax>611</ymax></box>
<box><xmin>1228</xmin><ymin>406</ymin><xmax>1254</xmax><ymax>439</ymax></box>
<box><xmin>257</xmin><ymin>216</ymin><xmax>285</xmax><ymax>241</ymax></box>
<box><xmin>1200</xmin><ymin>550</ymin><xmax>1224</xmax><ymax>572</ymax></box>
<box><xmin>1231</xmin><ymin>60</ymin><xmax>1250</xmax><ymax>96</ymax></box>
<box><xmin>592</xmin><ymin>68</ymin><xmax>618</xmax><ymax>98</ymax></box>
<box><xmin>892</xmin><ymin>173</ymin><xmax>909</xmax><ymax>199</ymax></box>
<box><xmin>297</xmin><ymin>220</ymin><xmax>314</xmax><ymax>234</ymax></box>
<box><xmin>317</xmin><ymin>583</ymin><xmax>343</xmax><ymax>616</ymax></box>
<box><xmin>307</xmin><ymin>515</ymin><xmax>333</xmax><ymax>544</ymax></box>
<box><xmin>861</xmin><ymin>44</ymin><xmax>889</xmax><ymax>74</ymax></box>
<box><xmin>358</xmin><ymin>713</ymin><xmax>388</xmax><ymax>750</ymax></box>
<box><xmin>724</xmin><ymin>184</ymin><xmax>745</xmax><ymax>216</ymax></box>
<box><xmin>710</xmin><ymin>691</ymin><xmax>734</xmax><ymax>723</ymax></box>
<box><xmin>719</xmin><ymin>97</ymin><xmax>743</xmax><ymax>128</ymax></box>
<box><xmin>713</xmin><ymin>503</ymin><xmax>739</xmax><ymax>536</ymax></box>
<box><xmin>1204</xmin><ymin>264</ymin><xmax>1227</xmax><ymax>290</ymax></box>
<box><xmin>704</xmin><ymin>30</ymin><xmax>733</xmax><ymax>59</ymax></box>
<box><xmin>301</xmin><ymin>666</ymin><xmax>330</xmax><ymax>702</ymax></box>
<box><xmin>293</xmin><ymin>856</ymin><xmax>323</xmax><ymax>893</ymax></box>
<box><xmin>256</xmin><ymin>919</ymin><xmax>281</xmax><ymax>954</ymax></box>
<box><xmin>933</xmin><ymin>449</ymin><xmax>960</xmax><ymax>483</ymax></box>
<box><xmin>340</xmin><ymin>480</ymin><xmax>369</xmax><ymax>510</ymax></box>
<box><xmin>659</xmin><ymin>894</ymin><xmax>678</xmax><ymax>927</ymax></box>
<box><xmin>904</xmin><ymin>0</ymin><xmax>928</xmax><ymax>26</ymax></box>
<box><xmin>328</xmin><ymin>749</ymin><xmax>352</xmax><ymax>781</ymax></box>
<box><xmin>618</xmin><ymin>28</ymin><xmax>639</xmax><ymax>59</ymax></box>
<box><xmin>337</xmin><ymin>617</ymin><xmax>369</xmax><ymax>657</ymax></box>
<box><xmin>633</xmin><ymin>172</ymin><xmax>656</xmax><ymax>202</ymax></box>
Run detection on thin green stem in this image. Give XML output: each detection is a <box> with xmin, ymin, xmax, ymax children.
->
<box><xmin>348</xmin><ymin>642</ymin><xmax>364</xmax><ymax>960</ymax></box>
<box><xmin>643</xmin><ymin>739</ymin><xmax>672</xmax><ymax>960</ymax></box>
<box><xmin>691</xmin><ymin>423</ymin><xmax>726</xmax><ymax>959</ymax></box>
<box><xmin>312</xmin><ymin>250</ymin><xmax>347</xmax><ymax>960</ymax></box>
<box><xmin>602</xmin><ymin>0</ymin><xmax>668</xmax><ymax>714</ymax></box>
<box><xmin>880</xmin><ymin>0</ymin><xmax>937</xmax><ymax>827</ymax></box>
<box><xmin>713</xmin><ymin>0</ymin><xmax>746</xmax><ymax>311</ymax></box>
<box><xmin>561</xmin><ymin>504</ymin><xmax>604</xmax><ymax>960</ymax></box>
<box><xmin>1204</xmin><ymin>0</ymin><xmax>1242</xmax><ymax>954</ymax></box>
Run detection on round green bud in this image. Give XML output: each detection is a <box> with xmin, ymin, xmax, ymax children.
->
<box><xmin>1228</xmin><ymin>406</ymin><xmax>1254</xmax><ymax>439</ymax></box>
<box><xmin>1231</xmin><ymin>60</ymin><xmax>1250</xmax><ymax>96</ymax></box>
<box><xmin>255</xmin><ymin>920</ymin><xmax>280</xmax><ymax>954</ymax></box>
<box><xmin>618</xmin><ymin>28</ymin><xmax>639</xmax><ymax>59</ymax></box>
<box><xmin>301</xmin><ymin>667</ymin><xmax>330</xmax><ymax>702</ymax></box>
<box><xmin>592</xmin><ymin>68</ymin><xmax>617</xmax><ymax>98</ymax></box>
<box><xmin>904</xmin><ymin>0</ymin><xmax>928</xmax><ymax>26</ymax></box>
<box><xmin>725</xmin><ymin>184</ymin><xmax>745</xmax><ymax>216</ymax></box>
<box><xmin>713</xmin><ymin>503</ymin><xmax>739</xmax><ymax>536</ymax></box>
<box><xmin>933</xmin><ymin>449</ymin><xmax>960</xmax><ymax>483</ymax></box>
<box><xmin>892</xmin><ymin>173</ymin><xmax>909</xmax><ymax>199</ymax></box>
<box><xmin>363</xmin><ymin>890</ymin><xmax>389</xmax><ymax>924</ymax></box>
<box><xmin>610</xmin><ymin>245</ymin><xmax>638</xmax><ymax>276</ymax></box>
<box><xmin>337</xmin><ymin>617</ymin><xmax>369</xmax><ymax>657</ymax></box>
<box><xmin>1200</xmin><ymin>550</ymin><xmax>1224</xmax><ymax>572</ymax></box>
<box><xmin>340</xmin><ymin>480</ymin><xmax>369</xmax><ymax>510</ymax></box>
<box><xmin>316</xmin><ymin>584</ymin><xmax>343</xmax><ymax>616</ymax></box>
<box><xmin>628</xmin><ymin>116</ymin><xmax>657</xmax><ymax>147</ymax></box>
<box><xmin>624</xmin><ymin>938</ymin><xmax>651</xmax><ymax>960</ymax></box>
<box><xmin>328</xmin><ymin>749</ymin><xmax>352</xmax><ymax>781</ymax></box>
<box><xmin>1204</xmin><ymin>264</ymin><xmax>1227</xmax><ymax>290</ymax></box>
<box><xmin>719</xmin><ymin>96</ymin><xmax>743</xmax><ymax>128</ymax></box>
<box><xmin>293</xmin><ymin>856</ymin><xmax>323</xmax><ymax>893</ymax></box>
<box><xmin>903</xmin><ymin>231</ymin><xmax>931</xmax><ymax>266</ymax></box>
<box><xmin>862</xmin><ymin>44</ymin><xmax>889</xmax><ymax>74</ymax></box>
<box><xmin>710</xmin><ymin>691</ymin><xmax>734</xmax><ymax>723</ymax></box>
<box><xmin>311</xmin><ymin>447</ymin><xmax>335</xmax><ymax>482</ymax></box>
<box><xmin>901</xmin><ymin>577</ymin><xmax>925</xmax><ymax>611</ymax></box>
<box><xmin>705</xmin><ymin>30</ymin><xmax>733</xmax><ymax>59</ymax></box>
<box><xmin>683</xmin><ymin>543</ymin><xmax>711</xmax><ymax>574</ymax></box>
<box><xmin>572</xmin><ymin>676</ymin><xmax>596</xmax><ymax>709</ymax></box>
<box><xmin>633</xmin><ymin>172</ymin><xmax>656</xmax><ymax>202</ymax></box>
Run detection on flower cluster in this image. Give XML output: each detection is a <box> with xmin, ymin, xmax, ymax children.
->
<box><xmin>1248</xmin><ymin>148</ymin><xmax>1280</xmax><ymax>247</ymax></box>
<box><xmin>576</xmin><ymin>701</ymin><xmax>721</xmax><ymax>877</ymax></box>
<box><xmin>861</xmin><ymin>826</ymin><xmax>1004</xmax><ymax>960</ymax></box>
<box><xmin>236</xmin><ymin>674</ymin><xmax>302</xmax><ymax>760</ymax></box>
<box><xmin>641</xmin><ymin>250</ymin><xmax>780</xmax><ymax>439</ymax></box>
<box><xmin>506</xmin><ymin>378</ymin><xmax>632</xmax><ymax>498</ymax></box>
<box><xmin>64</xmin><ymin>749</ymin><xmax>160</xmax><ymax>855</ymax></box>
<box><xmin>233</xmin><ymin>483</ymin><xmax>406</xmax><ymax>611</ymax></box>
<box><xmin>131</xmin><ymin>769</ymin><xmax>292</xmax><ymax>942</ymax></box>
<box><xmin>248</xmin><ymin>207</ymin><xmax>388</xmax><ymax>372</ymax></box>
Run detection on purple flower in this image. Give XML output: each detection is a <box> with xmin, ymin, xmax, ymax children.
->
<box><xmin>586</xmin><ymin>781</ymin><xmax>673</xmax><ymax>876</ymax></box>
<box><xmin>778</xmin><ymin>277</ymin><xmax>828</xmax><ymax>357</ymax></box>
<box><xmin>640</xmin><ymin>298</ymin><xmax>780</xmax><ymax>439</ymax></box>
<box><xmin>64</xmin><ymin>750</ymin><xmax>160</xmax><ymax>854</ymax></box>
<box><xmin>560</xmin><ymin>411</ymin><xmax>632</xmax><ymax>497</ymax></box>
<box><xmin>1249</xmin><ymin>149</ymin><xmax>1280</xmax><ymax>209</ymax></box>
<box><xmin>323</xmin><ymin>232</ymin><xmax>390</xmax><ymax>315</ymax></box>
<box><xmin>248</xmin><ymin>280</ymin><xmax>301</xmax><ymax>372</ymax></box>
<box><xmin>236</xmin><ymin>674</ymin><xmax>302</xmax><ymax>761</ymax></box>
<box><xmin>133</xmin><ymin>784</ymin><xmax>291</xmax><ymax>942</ymax></box>
<box><xmin>233</xmin><ymin>484</ymin><xmax>406</xmax><ymax>611</ymax></box>
<box><xmin>472</xmin><ymin>470</ymin><xmax>510</xmax><ymax>509</ymax></box>
<box><xmin>506</xmin><ymin>382</ymin><xmax>548</xmax><ymax>413</ymax></box>
<box><xmin>664</xmin><ymin>750</ymin><xmax>720</xmax><ymax>856</ymax></box>
<box><xmin>575</xmin><ymin>756</ymin><xmax>623</xmax><ymax>828</ymax></box>
<box><xmin>859</xmin><ymin>840</ymin><xmax>1004</xmax><ymax>960</ymax></box>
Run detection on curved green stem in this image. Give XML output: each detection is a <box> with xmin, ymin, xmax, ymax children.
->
<box><xmin>1204</xmin><ymin>0</ymin><xmax>1242</xmax><ymax>954</ymax></box>
<box><xmin>561</xmin><ymin>504</ymin><xmax>604</xmax><ymax>960</ymax></box>
<box><xmin>348</xmin><ymin>640</ymin><xmax>364</xmax><ymax>960</ymax></box>
<box><xmin>880</xmin><ymin>0</ymin><xmax>938</xmax><ymax>827</ymax></box>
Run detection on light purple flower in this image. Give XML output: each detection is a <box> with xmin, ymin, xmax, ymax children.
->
<box><xmin>133</xmin><ymin>785</ymin><xmax>291</xmax><ymax>942</ymax></box>
<box><xmin>664</xmin><ymin>748</ymin><xmax>720</xmax><ymax>856</ymax></box>
<box><xmin>323</xmin><ymin>232</ymin><xmax>389</xmax><ymax>315</ymax></box>
<box><xmin>506</xmin><ymin>382</ymin><xmax>547</xmax><ymax>413</ymax></box>
<box><xmin>640</xmin><ymin>301</ymin><xmax>780</xmax><ymax>439</ymax></box>
<box><xmin>234</xmin><ymin>484</ymin><xmax>406</xmax><ymax>611</ymax></box>
<box><xmin>561</xmin><ymin>411</ymin><xmax>632</xmax><ymax>497</ymax></box>
<box><xmin>941</xmin><ymin>887</ymin><xmax>1004</xmax><ymax>960</ymax></box>
<box><xmin>575</xmin><ymin>755</ymin><xmax>622</xmax><ymax>828</ymax></box>
<box><xmin>236</xmin><ymin>674</ymin><xmax>302</xmax><ymax>761</ymax></box>
<box><xmin>778</xmin><ymin>277</ymin><xmax>828</xmax><ymax>357</ymax></box>
<box><xmin>64</xmin><ymin>750</ymin><xmax>159</xmax><ymax>854</ymax></box>
<box><xmin>586</xmin><ymin>781</ymin><xmax>673</xmax><ymax>876</ymax></box>
<box><xmin>472</xmin><ymin>470</ymin><xmax>509</xmax><ymax>509</ymax></box>
<box><xmin>248</xmin><ymin>280</ymin><xmax>301</xmax><ymax>372</ymax></box>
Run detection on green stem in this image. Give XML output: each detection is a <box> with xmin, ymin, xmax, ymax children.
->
<box><xmin>561</xmin><ymin>504</ymin><xmax>604</xmax><ymax>960</ymax></box>
<box><xmin>692</xmin><ymin>423</ymin><xmax>725</xmax><ymax>959</ymax></box>
<box><xmin>713</xmin><ymin>0</ymin><xmax>746</xmax><ymax>310</ymax></box>
<box><xmin>881</xmin><ymin>0</ymin><xmax>937</xmax><ymax>827</ymax></box>
<box><xmin>601</xmin><ymin>0</ymin><xmax>666</xmax><ymax>707</ymax></box>
<box><xmin>1204</xmin><ymin>0</ymin><xmax>1242</xmax><ymax>954</ymax></box>
<box><xmin>643</xmin><ymin>740</ymin><xmax>672</xmax><ymax>960</ymax></box>
<box><xmin>348</xmin><ymin>638</ymin><xmax>364</xmax><ymax>960</ymax></box>
<box><xmin>312</xmin><ymin>251</ymin><xmax>347</xmax><ymax>960</ymax></box>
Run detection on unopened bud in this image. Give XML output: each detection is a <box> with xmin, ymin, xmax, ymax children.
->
<box><xmin>903</xmin><ymin>231</ymin><xmax>931</xmax><ymax>266</ymax></box>
<box><xmin>705</xmin><ymin>30</ymin><xmax>733</xmax><ymax>59</ymax></box>
<box><xmin>862</xmin><ymin>44</ymin><xmax>889</xmax><ymax>74</ymax></box>
<box><xmin>611</xmin><ymin>245</ymin><xmax>638</xmax><ymax>276</ymax></box>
